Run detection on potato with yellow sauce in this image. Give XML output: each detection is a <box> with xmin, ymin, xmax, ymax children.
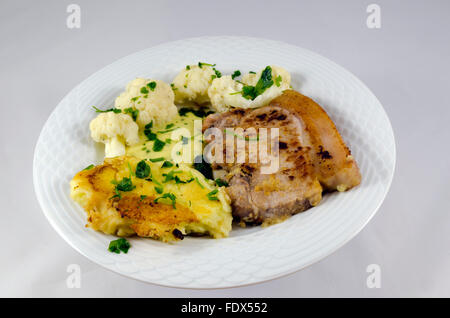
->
<box><xmin>70</xmin><ymin>156</ymin><xmax>232</xmax><ymax>242</ymax></box>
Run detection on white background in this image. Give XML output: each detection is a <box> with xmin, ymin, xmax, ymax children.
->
<box><xmin>1</xmin><ymin>0</ymin><xmax>449</xmax><ymax>297</ymax></box>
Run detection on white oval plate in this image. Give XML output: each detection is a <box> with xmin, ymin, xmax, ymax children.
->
<box><xmin>33</xmin><ymin>36</ymin><xmax>395</xmax><ymax>289</ymax></box>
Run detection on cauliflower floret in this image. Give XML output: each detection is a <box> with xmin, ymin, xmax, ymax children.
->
<box><xmin>172</xmin><ymin>64</ymin><xmax>216</xmax><ymax>104</ymax></box>
<box><xmin>207</xmin><ymin>65</ymin><xmax>291</xmax><ymax>113</ymax></box>
<box><xmin>89</xmin><ymin>112</ymin><xmax>139</xmax><ymax>158</ymax></box>
<box><xmin>114</xmin><ymin>78</ymin><xmax>178</xmax><ymax>128</ymax></box>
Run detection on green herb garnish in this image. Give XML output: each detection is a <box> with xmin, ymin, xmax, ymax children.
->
<box><xmin>274</xmin><ymin>75</ymin><xmax>282</xmax><ymax>87</ymax></box>
<box><xmin>215</xmin><ymin>178</ymin><xmax>229</xmax><ymax>187</ymax></box>
<box><xmin>147</xmin><ymin>81</ymin><xmax>157</xmax><ymax>91</ymax></box>
<box><xmin>115</xmin><ymin>177</ymin><xmax>135</xmax><ymax>192</ymax></box>
<box><xmin>198</xmin><ymin>62</ymin><xmax>216</xmax><ymax>68</ymax></box>
<box><xmin>155</xmin><ymin>186</ymin><xmax>164</xmax><ymax>194</ymax></box>
<box><xmin>83</xmin><ymin>164</ymin><xmax>95</xmax><ymax>170</ymax></box>
<box><xmin>144</xmin><ymin>122</ymin><xmax>157</xmax><ymax>141</ymax></box>
<box><xmin>108</xmin><ymin>238</ymin><xmax>131</xmax><ymax>254</ymax></box>
<box><xmin>231</xmin><ymin>70</ymin><xmax>241</xmax><ymax>79</ymax></box>
<box><xmin>154</xmin><ymin>193</ymin><xmax>177</xmax><ymax>209</ymax></box>
<box><xmin>140</xmin><ymin>195</ymin><xmax>147</xmax><ymax>201</ymax></box>
<box><xmin>135</xmin><ymin>160</ymin><xmax>150</xmax><ymax>178</ymax></box>
<box><xmin>149</xmin><ymin>157</ymin><xmax>165</xmax><ymax>162</ymax></box>
<box><xmin>123</xmin><ymin>107</ymin><xmax>139</xmax><ymax>121</ymax></box>
<box><xmin>206</xmin><ymin>189</ymin><xmax>219</xmax><ymax>201</ymax></box>
<box><xmin>152</xmin><ymin>138</ymin><xmax>166</xmax><ymax>152</ymax></box>
<box><xmin>193</xmin><ymin>155</ymin><xmax>213</xmax><ymax>180</ymax></box>
<box><xmin>140</xmin><ymin>86</ymin><xmax>149</xmax><ymax>94</ymax></box>
<box><xmin>162</xmin><ymin>170</ymin><xmax>182</xmax><ymax>183</ymax></box>
<box><xmin>92</xmin><ymin>106</ymin><xmax>121</xmax><ymax>113</ymax></box>
<box><xmin>161</xmin><ymin>161</ymin><xmax>173</xmax><ymax>168</ymax></box>
<box><xmin>186</xmin><ymin>65</ymin><xmax>191</xmax><ymax>70</ymax></box>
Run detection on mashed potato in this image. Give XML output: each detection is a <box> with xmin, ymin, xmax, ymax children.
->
<box><xmin>114</xmin><ymin>78</ymin><xmax>178</xmax><ymax>129</ymax></box>
<box><xmin>172</xmin><ymin>64</ymin><xmax>217</xmax><ymax>105</ymax></box>
<box><xmin>208</xmin><ymin>65</ymin><xmax>291</xmax><ymax>113</ymax></box>
<box><xmin>70</xmin><ymin>156</ymin><xmax>232</xmax><ymax>242</ymax></box>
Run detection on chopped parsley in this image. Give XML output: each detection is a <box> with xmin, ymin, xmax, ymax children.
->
<box><xmin>275</xmin><ymin>75</ymin><xmax>282</xmax><ymax>87</ymax></box>
<box><xmin>231</xmin><ymin>70</ymin><xmax>241</xmax><ymax>79</ymax></box>
<box><xmin>165</xmin><ymin>123</ymin><xmax>175</xmax><ymax>129</ymax></box>
<box><xmin>162</xmin><ymin>170</ymin><xmax>182</xmax><ymax>183</ymax></box>
<box><xmin>249</xmin><ymin>71</ymin><xmax>256</xmax><ymax>74</ymax></box>
<box><xmin>92</xmin><ymin>106</ymin><xmax>121</xmax><ymax>114</ymax></box>
<box><xmin>214</xmin><ymin>68</ymin><xmax>221</xmax><ymax>77</ymax></box>
<box><xmin>206</xmin><ymin>189</ymin><xmax>219</xmax><ymax>201</ymax></box>
<box><xmin>140</xmin><ymin>195</ymin><xmax>147</xmax><ymax>201</ymax></box>
<box><xmin>114</xmin><ymin>177</ymin><xmax>135</xmax><ymax>192</ymax></box>
<box><xmin>194</xmin><ymin>177</ymin><xmax>204</xmax><ymax>189</ymax></box>
<box><xmin>198</xmin><ymin>62</ymin><xmax>216</xmax><ymax>68</ymax></box>
<box><xmin>186</xmin><ymin>65</ymin><xmax>191</xmax><ymax>70</ymax></box>
<box><xmin>147</xmin><ymin>81</ymin><xmax>157</xmax><ymax>91</ymax></box>
<box><xmin>215</xmin><ymin>178</ymin><xmax>229</xmax><ymax>187</ymax></box>
<box><xmin>154</xmin><ymin>193</ymin><xmax>177</xmax><ymax>209</ymax></box>
<box><xmin>237</xmin><ymin>66</ymin><xmax>274</xmax><ymax>100</ymax></box>
<box><xmin>135</xmin><ymin>160</ymin><xmax>150</xmax><ymax>178</ymax></box>
<box><xmin>174</xmin><ymin>176</ymin><xmax>194</xmax><ymax>184</ymax></box>
<box><xmin>149</xmin><ymin>157</ymin><xmax>165</xmax><ymax>162</ymax></box>
<box><xmin>154</xmin><ymin>186</ymin><xmax>164</xmax><ymax>194</ymax></box>
<box><xmin>152</xmin><ymin>138</ymin><xmax>166</xmax><ymax>151</ymax></box>
<box><xmin>110</xmin><ymin>177</ymin><xmax>135</xmax><ymax>200</ymax></box>
<box><xmin>140</xmin><ymin>86</ymin><xmax>149</xmax><ymax>94</ymax></box>
<box><xmin>108</xmin><ymin>238</ymin><xmax>130</xmax><ymax>254</ymax></box>
<box><xmin>83</xmin><ymin>164</ymin><xmax>94</xmax><ymax>170</ymax></box>
<box><xmin>123</xmin><ymin>107</ymin><xmax>139</xmax><ymax>121</ymax></box>
<box><xmin>193</xmin><ymin>155</ymin><xmax>213</xmax><ymax>180</ymax></box>
<box><xmin>144</xmin><ymin>122</ymin><xmax>157</xmax><ymax>141</ymax></box>
<box><xmin>170</xmin><ymin>83</ymin><xmax>177</xmax><ymax>91</ymax></box>
<box><xmin>161</xmin><ymin>161</ymin><xmax>173</xmax><ymax>168</ymax></box>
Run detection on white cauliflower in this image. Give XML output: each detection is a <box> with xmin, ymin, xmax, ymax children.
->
<box><xmin>172</xmin><ymin>64</ymin><xmax>217</xmax><ymax>104</ymax></box>
<box><xmin>114</xmin><ymin>78</ymin><xmax>178</xmax><ymax>128</ymax></box>
<box><xmin>208</xmin><ymin>65</ymin><xmax>291</xmax><ymax>113</ymax></box>
<box><xmin>89</xmin><ymin>112</ymin><xmax>139</xmax><ymax>158</ymax></box>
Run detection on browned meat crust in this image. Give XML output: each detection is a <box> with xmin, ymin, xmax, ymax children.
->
<box><xmin>202</xmin><ymin>90</ymin><xmax>361</xmax><ymax>224</ymax></box>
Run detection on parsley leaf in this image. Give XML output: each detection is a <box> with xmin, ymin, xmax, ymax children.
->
<box><xmin>83</xmin><ymin>164</ymin><xmax>95</xmax><ymax>170</ymax></box>
<box><xmin>161</xmin><ymin>161</ymin><xmax>173</xmax><ymax>168</ymax></box>
<box><xmin>92</xmin><ymin>106</ymin><xmax>121</xmax><ymax>113</ymax></box>
<box><xmin>154</xmin><ymin>193</ymin><xmax>177</xmax><ymax>209</ymax></box>
<box><xmin>147</xmin><ymin>81</ymin><xmax>157</xmax><ymax>91</ymax></box>
<box><xmin>236</xmin><ymin>66</ymin><xmax>274</xmax><ymax>100</ymax></box>
<box><xmin>198</xmin><ymin>62</ymin><xmax>216</xmax><ymax>68</ymax></box>
<box><xmin>207</xmin><ymin>189</ymin><xmax>219</xmax><ymax>201</ymax></box>
<box><xmin>193</xmin><ymin>155</ymin><xmax>213</xmax><ymax>180</ymax></box>
<box><xmin>215</xmin><ymin>178</ymin><xmax>229</xmax><ymax>187</ymax></box>
<box><xmin>140</xmin><ymin>87</ymin><xmax>149</xmax><ymax>94</ymax></box>
<box><xmin>149</xmin><ymin>157</ymin><xmax>165</xmax><ymax>162</ymax></box>
<box><xmin>231</xmin><ymin>70</ymin><xmax>241</xmax><ymax>79</ymax></box>
<box><xmin>275</xmin><ymin>75</ymin><xmax>282</xmax><ymax>87</ymax></box>
<box><xmin>152</xmin><ymin>138</ymin><xmax>166</xmax><ymax>152</ymax></box>
<box><xmin>115</xmin><ymin>177</ymin><xmax>135</xmax><ymax>192</ymax></box>
<box><xmin>123</xmin><ymin>107</ymin><xmax>139</xmax><ymax>121</ymax></box>
<box><xmin>108</xmin><ymin>238</ymin><xmax>131</xmax><ymax>254</ymax></box>
<box><xmin>135</xmin><ymin>160</ymin><xmax>150</xmax><ymax>179</ymax></box>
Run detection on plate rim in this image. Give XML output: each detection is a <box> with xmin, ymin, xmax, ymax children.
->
<box><xmin>33</xmin><ymin>35</ymin><xmax>396</xmax><ymax>289</ymax></box>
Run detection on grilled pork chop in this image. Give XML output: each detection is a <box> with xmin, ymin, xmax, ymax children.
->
<box><xmin>203</xmin><ymin>90</ymin><xmax>361</xmax><ymax>224</ymax></box>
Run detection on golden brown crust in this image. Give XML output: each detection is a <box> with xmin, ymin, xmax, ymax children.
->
<box><xmin>269</xmin><ymin>90</ymin><xmax>361</xmax><ymax>190</ymax></box>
